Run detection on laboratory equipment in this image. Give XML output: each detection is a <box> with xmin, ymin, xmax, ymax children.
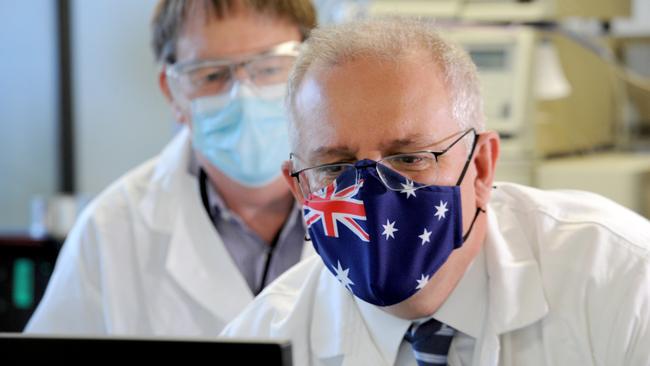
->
<box><xmin>0</xmin><ymin>235</ymin><xmax>60</xmax><ymax>331</ymax></box>
<box><xmin>441</xmin><ymin>25</ymin><xmax>620</xmax><ymax>185</ymax></box>
<box><xmin>537</xmin><ymin>152</ymin><xmax>650</xmax><ymax>218</ymax></box>
<box><xmin>370</xmin><ymin>0</ymin><xmax>630</xmax><ymax>22</ymax></box>
<box><xmin>612</xmin><ymin>36</ymin><xmax>650</xmax><ymax>141</ymax></box>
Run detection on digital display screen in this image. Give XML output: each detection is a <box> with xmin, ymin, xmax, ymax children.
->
<box><xmin>469</xmin><ymin>49</ymin><xmax>508</xmax><ymax>70</ymax></box>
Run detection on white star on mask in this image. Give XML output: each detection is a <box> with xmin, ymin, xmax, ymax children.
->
<box><xmin>333</xmin><ymin>261</ymin><xmax>354</xmax><ymax>291</ymax></box>
<box><xmin>434</xmin><ymin>200</ymin><xmax>449</xmax><ymax>220</ymax></box>
<box><xmin>382</xmin><ymin>219</ymin><xmax>398</xmax><ymax>240</ymax></box>
<box><xmin>399</xmin><ymin>180</ymin><xmax>417</xmax><ymax>199</ymax></box>
<box><xmin>416</xmin><ymin>274</ymin><xmax>430</xmax><ymax>290</ymax></box>
<box><xmin>418</xmin><ymin>228</ymin><xmax>432</xmax><ymax>245</ymax></box>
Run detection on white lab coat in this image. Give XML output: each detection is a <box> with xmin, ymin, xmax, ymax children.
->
<box><xmin>25</xmin><ymin>127</ymin><xmax>314</xmax><ymax>336</ymax></box>
<box><xmin>221</xmin><ymin>183</ymin><xmax>650</xmax><ymax>365</ymax></box>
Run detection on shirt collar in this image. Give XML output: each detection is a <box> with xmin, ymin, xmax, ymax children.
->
<box><xmin>355</xmin><ymin>296</ymin><xmax>412</xmax><ymax>365</ymax></box>
<box><xmin>354</xmin><ymin>245</ymin><xmax>487</xmax><ymax>365</ymax></box>
<box><xmin>204</xmin><ymin>175</ymin><xmax>232</xmax><ymax>221</ymax></box>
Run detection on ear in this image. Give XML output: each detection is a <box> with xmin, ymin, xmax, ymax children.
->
<box><xmin>158</xmin><ymin>65</ymin><xmax>188</xmax><ymax>124</ymax></box>
<box><xmin>282</xmin><ymin>160</ymin><xmax>304</xmax><ymax>203</ymax></box>
<box><xmin>472</xmin><ymin>131</ymin><xmax>500</xmax><ymax>208</ymax></box>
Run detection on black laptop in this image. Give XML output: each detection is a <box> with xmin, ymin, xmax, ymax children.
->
<box><xmin>0</xmin><ymin>333</ymin><xmax>293</xmax><ymax>364</ymax></box>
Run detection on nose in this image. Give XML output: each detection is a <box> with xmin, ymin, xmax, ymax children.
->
<box><xmin>225</xmin><ymin>63</ymin><xmax>255</xmax><ymax>99</ymax></box>
<box><xmin>355</xmin><ymin>151</ymin><xmax>384</xmax><ymax>164</ymax></box>
<box><xmin>354</xmin><ymin>159</ymin><xmax>377</xmax><ymax>169</ymax></box>
<box><xmin>231</xmin><ymin>63</ymin><xmax>250</xmax><ymax>82</ymax></box>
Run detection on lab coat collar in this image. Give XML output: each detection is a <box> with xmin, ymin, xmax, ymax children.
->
<box><xmin>438</xmin><ymin>205</ymin><xmax>549</xmax><ymax>341</ymax></box>
<box><xmin>165</xmin><ymin>181</ymin><xmax>254</xmax><ymax>323</ymax></box>
<box><xmin>309</xmin><ymin>269</ymin><xmax>355</xmax><ymax>359</ymax></box>
<box><xmin>139</xmin><ymin>126</ymin><xmax>254</xmax><ymax>322</ymax></box>
<box><xmin>483</xmin><ymin>205</ymin><xmax>549</xmax><ymax>335</ymax></box>
<box><xmin>430</xmin><ymin>240</ymin><xmax>488</xmax><ymax>338</ymax></box>
<box><xmin>139</xmin><ymin>126</ymin><xmax>192</xmax><ymax>232</ymax></box>
<box><xmin>436</xmin><ymin>205</ymin><xmax>549</xmax><ymax>337</ymax></box>
<box><xmin>309</xmin><ymin>267</ymin><xmax>388</xmax><ymax>365</ymax></box>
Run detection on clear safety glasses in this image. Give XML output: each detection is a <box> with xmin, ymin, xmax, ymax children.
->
<box><xmin>165</xmin><ymin>41</ymin><xmax>300</xmax><ymax>107</ymax></box>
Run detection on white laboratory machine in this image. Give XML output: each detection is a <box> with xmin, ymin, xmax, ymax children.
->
<box><xmin>446</xmin><ymin>26</ymin><xmax>650</xmax><ymax>218</ymax></box>
<box><xmin>370</xmin><ymin>0</ymin><xmax>630</xmax><ymax>22</ymax></box>
<box><xmin>438</xmin><ymin>25</ymin><xmax>620</xmax><ymax>185</ymax></box>
<box><xmin>538</xmin><ymin>153</ymin><xmax>650</xmax><ymax>218</ymax></box>
<box><xmin>447</xmin><ymin>26</ymin><xmax>650</xmax><ymax>217</ymax></box>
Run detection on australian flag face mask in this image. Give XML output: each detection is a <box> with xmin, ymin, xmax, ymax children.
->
<box><xmin>303</xmin><ymin>159</ymin><xmax>483</xmax><ymax>307</ymax></box>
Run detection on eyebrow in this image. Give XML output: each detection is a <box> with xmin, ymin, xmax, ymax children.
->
<box><xmin>306</xmin><ymin>131</ymin><xmax>462</xmax><ymax>162</ymax></box>
<box><xmin>309</xmin><ymin>146</ymin><xmax>357</xmax><ymax>163</ymax></box>
<box><xmin>379</xmin><ymin>134</ymin><xmax>446</xmax><ymax>152</ymax></box>
<box><xmin>307</xmin><ymin>137</ymin><xmax>437</xmax><ymax>163</ymax></box>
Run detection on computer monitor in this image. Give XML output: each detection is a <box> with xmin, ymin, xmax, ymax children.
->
<box><xmin>0</xmin><ymin>333</ymin><xmax>293</xmax><ymax>365</ymax></box>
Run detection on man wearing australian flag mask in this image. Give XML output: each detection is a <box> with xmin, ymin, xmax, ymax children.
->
<box><xmin>292</xmin><ymin>128</ymin><xmax>482</xmax><ymax>307</ymax></box>
<box><xmin>222</xmin><ymin>18</ymin><xmax>650</xmax><ymax>366</ymax></box>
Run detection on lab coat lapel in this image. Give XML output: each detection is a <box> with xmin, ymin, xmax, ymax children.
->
<box><xmin>139</xmin><ymin>127</ymin><xmax>191</xmax><ymax>233</ymax></box>
<box><xmin>140</xmin><ymin>127</ymin><xmax>253</xmax><ymax>323</ymax></box>
<box><xmin>310</xmin><ymin>269</ymin><xmax>353</xmax><ymax>360</ymax></box>
<box><xmin>165</xmin><ymin>171</ymin><xmax>254</xmax><ymax>323</ymax></box>
<box><xmin>341</xmin><ymin>341</ymin><xmax>386</xmax><ymax>366</ymax></box>
<box><xmin>309</xmin><ymin>268</ymin><xmax>388</xmax><ymax>366</ymax></box>
<box><xmin>474</xmin><ymin>206</ymin><xmax>550</xmax><ymax>366</ymax></box>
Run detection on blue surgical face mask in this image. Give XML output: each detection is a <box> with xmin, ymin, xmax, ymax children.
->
<box><xmin>303</xmin><ymin>160</ymin><xmax>483</xmax><ymax>307</ymax></box>
<box><xmin>190</xmin><ymin>83</ymin><xmax>290</xmax><ymax>187</ymax></box>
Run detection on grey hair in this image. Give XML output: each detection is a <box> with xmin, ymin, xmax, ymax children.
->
<box><xmin>286</xmin><ymin>17</ymin><xmax>485</xmax><ymax>151</ymax></box>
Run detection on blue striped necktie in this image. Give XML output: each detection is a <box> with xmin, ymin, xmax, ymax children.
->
<box><xmin>404</xmin><ymin>318</ymin><xmax>455</xmax><ymax>366</ymax></box>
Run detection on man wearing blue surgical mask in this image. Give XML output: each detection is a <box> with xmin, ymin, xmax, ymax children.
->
<box><xmin>26</xmin><ymin>0</ymin><xmax>316</xmax><ymax>336</ymax></box>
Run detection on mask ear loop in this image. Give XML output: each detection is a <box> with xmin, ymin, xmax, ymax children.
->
<box><xmin>462</xmin><ymin>206</ymin><xmax>486</xmax><ymax>243</ymax></box>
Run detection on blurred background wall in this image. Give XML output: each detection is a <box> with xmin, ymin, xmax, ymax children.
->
<box><xmin>0</xmin><ymin>0</ymin><xmax>59</xmax><ymax>230</ymax></box>
<box><xmin>0</xmin><ymin>0</ymin><xmax>173</xmax><ymax>232</ymax></box>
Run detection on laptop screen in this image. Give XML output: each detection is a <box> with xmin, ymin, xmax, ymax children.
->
<box><xmin>0</xmin><ymin>333</ymin><xmax>292</xmax><ymax>364</ymax></box>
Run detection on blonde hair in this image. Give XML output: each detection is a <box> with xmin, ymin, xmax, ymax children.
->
<box><xmin>287</xmin><ymin>18</ymin><xmax>485</xmax><ymax>151</ymax></box>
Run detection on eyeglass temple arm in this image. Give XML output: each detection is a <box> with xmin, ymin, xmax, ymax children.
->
<box><xmin>289</xmin><ymin>153</ymin><xmax>302</xmax><ymax>180</ymax></box>
<box><xmin>454</xmin><ymin>130</ymin><xmax>479</xmax><ymax>186</ymax></box>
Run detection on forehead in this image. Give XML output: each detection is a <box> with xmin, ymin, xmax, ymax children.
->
<box><xmin>294</xmin><ymin>53</ymin><xmax>458</xmax><ymax>161</ymax></box>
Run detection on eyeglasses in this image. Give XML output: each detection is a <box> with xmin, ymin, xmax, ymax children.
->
<box><xmin>290</xmin><ymin>129</ymin><xmax>478</xmax><ymax>200</ymax></box>
<box><xmin>165</xmin><ymin>41</ymin><xmax>300</xmax><ymax>107</ymax></box>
